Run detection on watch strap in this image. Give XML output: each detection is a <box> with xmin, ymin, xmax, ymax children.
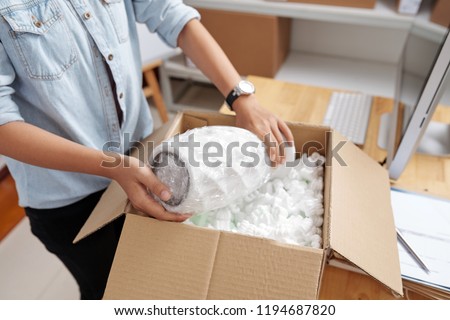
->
<box><xmin>225</xmin><ymin>90</ymin><xmax>240</xmax><ymax>111</ymax></box>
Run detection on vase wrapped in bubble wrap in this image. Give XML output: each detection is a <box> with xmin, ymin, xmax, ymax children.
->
<box><xmin>149</xmin><ymin>126</ymin><xmax>295</xmax><ymax>214</ymax></box>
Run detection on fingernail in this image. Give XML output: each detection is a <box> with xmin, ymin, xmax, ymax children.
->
<box><xmin>160</xmin><ymin>190</ymin><xmax>171</xmax><ymax>201</ymax></box>
<box><xmin>270</xmin><ymin>153</ymin><xmax>276</xmax><ymax>162</ymax></box>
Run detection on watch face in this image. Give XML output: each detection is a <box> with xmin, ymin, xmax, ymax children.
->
<box><xmin>238</xmin><ymin>80</ymin><xmax>255</xmax><ymax>94</ymax></box>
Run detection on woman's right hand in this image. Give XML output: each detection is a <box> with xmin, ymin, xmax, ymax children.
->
<box><xmin>107</xmin><ymin>154</ymin><xmax>191</xmax><ymax>222</ymax></box>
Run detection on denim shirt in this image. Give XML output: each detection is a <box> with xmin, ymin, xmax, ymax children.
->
<box><xmin>0</xmin><ymin>0</ymin><xmax>199</xmax><ymax>209</ymax></box>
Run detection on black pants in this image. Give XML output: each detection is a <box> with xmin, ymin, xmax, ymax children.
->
<box><xmin>25</xmin><ymin>189</ymin><xmax>125</xmax><ymax>300</ymax></box>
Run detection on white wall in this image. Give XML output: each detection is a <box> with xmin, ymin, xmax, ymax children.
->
<box><xmin>135</xmin><ymin>23</ymin><xmax>176</xmax><ymax>65</ymax></box>
<box><xmin>404</xmin><ymin>33</ymin><xmax>443</xmax><ymax>77</ymax></box>
<box><xmin>290</xmin><ymin>19</ymin><xmax>410</xmax><ymax>64</ymax></box>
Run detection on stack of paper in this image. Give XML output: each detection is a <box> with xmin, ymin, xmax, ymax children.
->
<box><xmin>390</xmin><ymin>188</ymin><xmax>450</xmax><ymax>299</ymax></box>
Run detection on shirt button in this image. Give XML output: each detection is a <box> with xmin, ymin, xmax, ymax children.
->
<box><xmin>119</xmin><ymin>92</ymin><xmax>124</xmax><ymax>99</ymax></box>
<box><xmin>34</xmin><ymin>21</ymin><xmax>42</xmax><ymax>28</ymax></box>
<box><xmin>83</xmin><ymin>12</ymin><xmax>91</xmax><ymax>20</ymax></box>
<box><xmin>108</xmin><ymin>54</ymin><xmax>114</xmax><ymax>61</ymax></box>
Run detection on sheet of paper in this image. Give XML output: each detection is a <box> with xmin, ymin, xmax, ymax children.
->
<box><xmin>390</xmin><ymin>188</ymin><xmax>450</xmax><ymax>291</ymax></box>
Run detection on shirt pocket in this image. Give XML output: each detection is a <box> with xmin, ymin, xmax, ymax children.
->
<box><xmin>2</xmin><ymin>1</ymin><xmax>77</xmax><ymax>80</ymax></box>
<box><xmin>103</xmin><ymin>0</ymin><xmax>129</xmax><ymax>43</ymax></box>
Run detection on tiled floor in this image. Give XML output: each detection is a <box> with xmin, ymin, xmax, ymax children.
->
<box><xmin>0</xmin><ymin>217</ymin><xmax>78</xmax><ymax>299</ymax></box>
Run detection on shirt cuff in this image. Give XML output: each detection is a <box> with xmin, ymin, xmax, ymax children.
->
<box><xmin>150</xmin><ymin>6</ymin><xmax>200</xmax><ymax>48</ymax></box>
<box><xmin>162</xmin><ymin>7</ymin><xmax>200</xmax><ymax>48</ymax></box>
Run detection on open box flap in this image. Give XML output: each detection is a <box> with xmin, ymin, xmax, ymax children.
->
<box><xmin>328</xmin><ymin>131</ymin><xmax>403</xmax><ymax>296</ymax></box>
<box><xmin>73</xmin><ymin>121</ymin><xmax>175</xmax><ymax>243</ymax></box>
<box><xmin>104</xmin><ymin>215</ymin><xmax>325</xmax><ymax>299</ymax></box>
<box><xmin>73</xmin><ymin>181</ymin><xmax>128</xmax><ymax>243</ymax></box>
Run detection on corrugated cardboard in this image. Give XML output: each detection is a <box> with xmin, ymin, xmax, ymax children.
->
<box><xmin>197</xmin><ymin>9</ymin><xmax>291</xmax><ymax>77</ymax></box>
<box><xmin>285</xmin><ymin>0</ymin><xmax>376</xmax><ymax>9</ymax></box>
<box><xmin>431</xmin><ymin>0</ymin><xmax>450</xmax><ymax>27</ymax></box>
<box><xmin>329</xmin><ymin>131</ymin><xmax>402</xmax><ymax>293</ymax></box>
<box><xmin>75</xmin><ymin>111</ymin><xmax>403</xmax><ymax>299</ymax></box>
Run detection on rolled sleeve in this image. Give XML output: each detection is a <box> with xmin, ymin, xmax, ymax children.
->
<box><xmin>133</xmin><ymin>0</ymin><xmax>200</xmax><ymax>47</ymax></box>
<box><xmin>0</xmin><ymin>41</ymin><xmax>24</xmax><ymax>126</ymax></box>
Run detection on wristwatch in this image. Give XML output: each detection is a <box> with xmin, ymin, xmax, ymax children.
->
<box><xmin>225</xmin><ymin>80</ymin><xmax>255</xmax><ymax>110</ymax></box>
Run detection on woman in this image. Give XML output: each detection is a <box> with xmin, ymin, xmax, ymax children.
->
<box><xmin>0</xmin><ymin>0</ymin><xmax>293</xmax><ymax>299</ymax></box>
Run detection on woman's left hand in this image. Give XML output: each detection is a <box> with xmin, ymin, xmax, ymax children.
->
<box><xmin>233</xmin><ymin>94</ymin><xmax>294</xmax><ymax>165</ymax></box>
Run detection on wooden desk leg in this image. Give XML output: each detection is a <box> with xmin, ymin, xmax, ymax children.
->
<box><xmin>143</xmin><ymin>64</ymin><xmax>169</xmax><ymax>123</ymax></box>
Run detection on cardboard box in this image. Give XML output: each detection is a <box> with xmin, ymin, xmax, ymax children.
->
<box><xmin>431</xmin><ymin>0</ymin><xmax>450</xmax><ymax>27</ymax></box>
<box><xmin>74</xmin><ymin>111</ymin><xmax>403</xmax><ymax>299</ymax></box>
<box><xmin>396</xmin><ymin>0</ymin><xmax>423</xmax><ymax>15</ymax></box>
<box><xmin>197</xmin><ymin>9</ymin><xmax>291</xmax><ymax>77</ymax></box>
<box><xmin>285</xmin><ymin>0</ymin><xmax>376</xmax><ymax>9</ymax></box>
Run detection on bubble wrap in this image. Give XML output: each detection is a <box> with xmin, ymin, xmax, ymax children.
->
<box><xmin>149</xmin><ymin>125</ymin><xmax>295</xmax><ymax>214</ymax></box>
